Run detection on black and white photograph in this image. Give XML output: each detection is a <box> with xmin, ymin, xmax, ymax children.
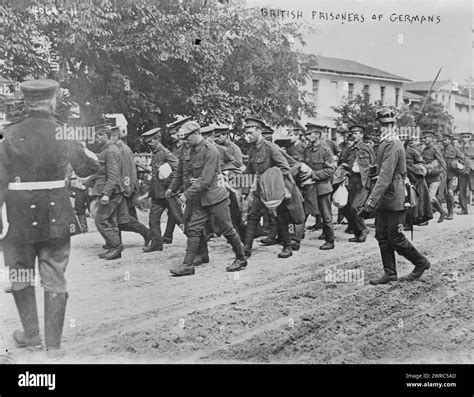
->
<box><xmin>0</xmin><ymin>0</ymin><xmax>472</xmax><ymax>390</ymax></box>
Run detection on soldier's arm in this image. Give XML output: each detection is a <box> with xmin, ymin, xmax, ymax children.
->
<box><xmin>270</xmin><ymin>144</ymin><xmax>290</xmax><ymax>175</ymax></box>
<box><xmin>434</xmin><ymin>148</ymin><xmax>447</xmax><ymax>169</ymax></box>
<box><xmin>66</xmin><ymin>141</ymin><xmax>99</xmax><ymax>178</ymax></box>
<box><xmin>183</xmin><ymin>147</ymin><xmax>220</xmax><ymax>200</ymax></box>
<box><xmin>168</xmin><ymin>156</ymin><xmax>184</xmax><ymax>193</ymax></box>
<box><xmin>232</xmin><ymin>144</ymin><xmax>243</xmax><ymax>166</ymax></box>
<box><xmin>103</xmin><ymin>149</ymin><xmax>122</xmax><ymax>197</ymax></box>
<box><xmin>312</xmin><ymin>148</ymin><xmax>336</xmax><ymax>180</ymax></box>
<box><xmin>366</xmin><ymin>143</ymin><xmax>397</xmax><ymax>208</ymax></box>
<box><xmin>165</xmin><ymin>148</ymin><xmax>179</xmax><ymax>175</ymax></box>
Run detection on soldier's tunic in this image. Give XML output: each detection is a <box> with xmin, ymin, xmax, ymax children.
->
<box><xmin>148</xmin><ymin>142</ymin><xmax>180</xmax><ymax>247</ymax></box>
<box><xmin>344</xmin><ymin>139</ymin><xmax>375</xmax><ymax>236</ymax></box>
<box><xmin>243</xmin><ymin>139</ymin><xmax>291</xmax><ymax>250</ymax></box>
<box><xmin>366</xmin><ymin>137</ymin><xmax>428</xmax><ymax>277</ymax></box>
<box><xmin>422</xmin><ymin>142</ymin><xmax>446</xmax><ymax>201</ymax></box>
<box><xmin>303</xmin><ymin>142</ymin><xmax>336</xmax><ymax>243</ymax></box>
<box><xmin>223</xmin><ymin>140</ymin><xmax>243</xmax><ymax>168</ymax></box>
<box><xmin>287</xmin><ymin>141</ymin><xmax>305</xmax><ymax>162</ymax></box>
<box><xmin>441</xmin><ymin>143</ymin><xmax>465</xmax><ymax>215</ymax></box>
<box><xmin>458</xmin><ymin>141</ymin><xmax>474</xmax><ymax>213</ymax></box>
<box><xmin>169</xmin><ymin>139</ymin><xmax>244</xmax><ymax>266</ymax></box>
<box><xmin>90</xmin><ymin>141</ymin><xmax>126</xmax><ymax>249</ymax></box>
<box><xmin>0</xmin><ymin>111</ymin><xmax>99</xmax><ymax>292</ymax></box>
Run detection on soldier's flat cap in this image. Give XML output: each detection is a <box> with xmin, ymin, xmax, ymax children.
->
<box><xmin>94</xmin><ymin>125</ymin><xmax>114</xmax><ymax>137</ymax></box>
<box><xmin>200</xmin><ymin>125</ymin><xmax>218</xmax><ymax>136</ymax></box>
<box><xmin>142</xmin><ymin>127</ymin><xmax>161</xmax><ymax>141</ymax></box>
<box><xmin>20</xmin><ymin>79</ymin><xmax>59</xmax><ymax>101</ymax></box>
<box><xmin>261</xmin><ymin>125</ymin><xmax>274</xmax><ymax>135</ymax></box>
<box><xmin>178</xmin><ymin>121</ymin><xmax>201</xmax><ymax>137</ymax></box>
<box><xmin>441</xmin><ymin>132</ymin><xmax>452</xmax><ymax>139</ymax></box>
<box><xmin>460</xmin><ymin>132</ymin><xmax>472</xmax><ymax>138</ymax></box>
<box><xmin>274</xmin><ymin>136</ymin><xmax>292</xmax><ymax>147</ymax></box>
<box><xmin>214</xmin><ymin>125</ymin><xmax>230</xmax><ymax>134</ymax></box>
<box><xmin>244</xmin><ymin>117</ymin><xmax>265</xmax><ymax>129</ymax></box>
<box><xmin>167</xmin><ymin>116</ymin><xmax>192</xmax><ymax>130</ymax></box>
<box><xmin>421</xmin><ymin>130</ymin><xmax>436</xmax><ymax>137</ymax></box>
<box><xmin>305</xmin><ymin>122</ymin><xmax>326</xmax><ymax>133</ymax></box>
<box><xmin>349</xmin><ymin>125</ymin><xmax>366</xmax><ymax>133</ymax></box>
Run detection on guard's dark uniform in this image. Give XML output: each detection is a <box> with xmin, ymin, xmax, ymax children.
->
<box><xmin>366</xmin><ymin>137</ymin><xmax>430</xmax><ymax>283</ymax></box>
<box><xmin>422</xmin><ymin>139</ymin><xmax>447</xmax><ymax>213</ymax></box>
<box><xmin>0</xmin><ymin>79</ymin><xmax>99</xmax><ymax>355</ymax></box>
<box><xmin>458</xmin><ymin>134</ymin><xmax>474</xmax><ymax>214</ymax></box>
<box><xmin>169</xmin><ymin>122</ymin><xmax>245</xmax><ymax>275</ymax></box>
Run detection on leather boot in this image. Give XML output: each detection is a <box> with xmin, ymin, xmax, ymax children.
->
<box><xmin>141</xmin><ymin>228</ymin><xmax>151</xmax><ymax>247</ymax></box>
<box><xmin>171</xmin><ymin>236</ymin><xmax>199</xmax><ymax>276</ymax></box>
<box><xmin>349</xmin><ymin>228</ymin><xmax>368</xmax><ymax>243</ymax></box>
<box><xmin>12</xmin><ymin>287</ymin><xmax>42</xmax><ymax>348</ymax></box>
<box><xmin>243</xmin><ymin>219</ymin><xmax>258</xmax><ymax>258</ymax></box>
<box><xmin>226</xmin><ymin>258</ymin><xmax>247</xmax><ymax>272</ymax></box>
<box><xmin>227</xmin><ymin>232</ymin><xmax>246</xmax><ymax>261</ymax></box>
<box><xmin>143</xmin><ymin>242</ymin><xmax>163</xmax><ymax>252</ymax></box>
<box><xmin>101</xmin><ymin>244</ymin><xmax>123</xmax><ymax>260</ymax></box>
<box><xmin>319</xmin><ymin>241</ymin><xmax>335</xmax><ymax>250</ymax></box>
<box><xmin>44</xmin><ymin>291</ymin><xmax>68</xmax><ymax>359</ymax></box>
<box><xmin>193</xmin><ymin>253</ymin><xmax>210</xmax><ymax>266</ymax></box>
<box><xmin>446</xmin><ymin>211</ymin><xmax>453</xmax><ymax>221</ymax></box>
<box><xmin>369</xmin><ymin>273</ymin><xmax>398</xmax><ymax>285</ymax></box>
<box><xmin>260</xmin><ymin>236</ymin><xmax>277</xmax><ymax>245</ymax></box>
<box><xmin>162</xmin><ymin>237</ymin><xmax>173</xmax><ymax>244</ymax></box>
<box><xmin>290</xmin><ymin>241</ymin><xmax>300</xmax><ymax>251</ymax></box>
<box><xmin>399</xmin><ymin>260</ymin><xmax>431</xmax><ymax>282</ymax></box>
<box><xmin>432</xmin><ymin>200</ymin><xmax>446</xmax><ymax>223</ymax></box>
<box><xmin>77</xmin><ymin>214</ymin><xmax>88</xmax><ymax>233</ymax></box>
<box><xmin>278</xmin><ymin>246</ymin><xmax>293</xmax><ymax>258</ymax></box>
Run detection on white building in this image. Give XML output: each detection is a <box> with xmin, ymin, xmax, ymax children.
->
<box><xmin>300</xmin><ymin>55</ymin><xmax>411</xmax><ymax>129</ymax></box>
<box><xmin>403</xmin><ymin>80</ymin><xmax>473</xmax><ymax>133</ymax></box>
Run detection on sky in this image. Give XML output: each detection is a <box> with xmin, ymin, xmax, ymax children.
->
<box><xmin>246</xmin><ymin>0</ymin><xmax>473</xmax><ymax>85</ymax></box>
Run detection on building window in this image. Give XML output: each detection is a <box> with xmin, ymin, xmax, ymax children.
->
<box><xmin>312</xmin><ymin>79</ymin><xmax>319</xmax><ymax>104</ymax></box>
<box><xmin>348</xmin><ymin>83</ymin><xmax>354</xmax><ymax>100</ymax></box>
<box><xmin>380</xmin><ymin>86</ymin><xmax>385</xmax><ymax>104</ymax></box>
<box><xmin>441</xmin><ymin>94</ymin><xmax>445</xmax><ymax>103</ymax></box>
<box><xmin>395</xmin><ymin>87</ymin><xmax>400</xmax><ymax>107</ymax></box>
<box><xmin>363</xmin><ymin>84</ymin><xmax>370</xmax><ymax>98</ymax></box>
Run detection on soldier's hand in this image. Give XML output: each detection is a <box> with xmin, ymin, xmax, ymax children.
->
<box><xmin>358</xmin><ymin>202</ymin><xmax>375</xmax><ymax>219</ymax></box>
<box><xmin>177</xmin><ymin>193</ymin><xmax>187</xmax><ymax>207</ymax></box>
<box><xmin>101</xmin><ymin>195</ymin><xmax>110</xmax><ymax>205</ymax></box>
<box><xmin>165</xmin><ymin>189</ymin><xmax>173</xmax><ymax>198</ymax></box>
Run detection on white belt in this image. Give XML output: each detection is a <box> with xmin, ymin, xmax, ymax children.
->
<box><xmin>8</xmin><ymin>180</ymin><xmax>66</xmax><ymax>190</ymax></box>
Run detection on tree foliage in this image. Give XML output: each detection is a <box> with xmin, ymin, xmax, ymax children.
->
<box><xmin>0</xmin><ymin>0</ymin><xmax>316</xmax><ymax>145</ymax></box>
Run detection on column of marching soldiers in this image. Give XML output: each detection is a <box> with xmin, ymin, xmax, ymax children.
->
<box><xmin>1</xmin><ymin>80</ymin><xmax>474</xmax><ymax>359</ymax></box>
<box><xmin>76</xmin><ymin>109</ymin><xmax>473</xmax><ymax>278</ymax></box>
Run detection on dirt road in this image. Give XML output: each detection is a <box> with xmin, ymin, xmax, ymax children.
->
<box><xmin>1</xmin><ymin>211</ymin><xmax>472</xmax><ymax>364</ymax></box>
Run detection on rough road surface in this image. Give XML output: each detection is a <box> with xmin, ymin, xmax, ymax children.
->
<box><xmin>1</xmin><ymin>211</ymin><xmax>472</xmax><ymax>364</ymax></box>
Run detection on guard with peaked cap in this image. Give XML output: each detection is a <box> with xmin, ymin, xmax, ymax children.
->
<box><xmin>0</xmin><ymin>79</ymin><xmax>99</xmax><ymax>359</ymax></box>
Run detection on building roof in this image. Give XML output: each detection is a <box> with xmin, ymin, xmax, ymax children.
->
<box><xmin>403</xmin><ymin>91</ymin><xmax>424</xmax><ymax>101</ymax></box>
<box><xmin>453</xmin><ymin>94</ymin><xmax>473</xmax><ymax>107</ymax></box>
<box><xmin>306</xmin><ymin>55</ymin><xmax>411</xmax><ymax>82</ymax></box>
<box><xmin>404</xmin><ymin>80</ymin><xmax>457</xmax><ymax>93</ymax></box>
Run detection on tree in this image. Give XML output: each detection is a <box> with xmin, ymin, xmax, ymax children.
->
<box><xmin>0</xmin><ymin>0</ymin><xmax>316</xmax><ymax>146</ymax></box>
<box><xmin>332</xmin><ymin>94</ymin><xmax>381</xmax><ymax>135</ymax></box>
<box><xmin>412</xmin><ymin>97</ymin><xmax>454</xmax><ymax>136</ymax></box>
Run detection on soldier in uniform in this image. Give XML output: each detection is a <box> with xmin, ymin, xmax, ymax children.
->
<box><xmin>457</xmin><ymin>132</ymin><xmax>473</xmax><ymax>215</ymax></box>
<box><xmin>302</xmin><ymin>123</ymin><xmax>336</xmax><ymax>250</ymax></box>
<box><xmin>242</xmin><ymin>118</ymin><xmax>293</xmax><ymax>259</ymax></box>
<box><xmin>214</xmin><ymin>125</ymin><xmax>244</xmax><ymax>169</ymax></box>
<box><xmin>89</xmin><ymin>127</ymin><xmax>127</xmax><ymax>260</ymax></box>
<box><xmin>361</xmin><ymin>126</ymin><xmax>431</xmax><ymax>285</ymax></box>
<box><xmin>110</xmin><ymin>127</ymin><xmax>150</xmax><ymax>245</ymax></box>
<box><xmin>0</xmin><ymin>80</ymin><xmax>99</xmax><ymax>357</ymax></box>
<box><xmin>142</xmin><ymin>128</ymin><xmax>180</xmax><ymax>252</ymax></box>
<box><xmin>440</xmin><ymin>132</ymin><xmax>465</xmax><ymax>220</ymax></box>
<box><xmin>342</xmin><ymin>125</ymin><xmax>375</xmax><ymax>243</ymax></box>
<box><xmin>166</xmin><ymin>121</ymin><xmax>247</xmax><ymax>276</ymax></box>
<box><xmin>287</xmin><ymin>126</ymin><xmax>306</xmax><ymax>162</ymax></box>
<box><xmin>421</xmin><ymin>130</ymin><xmax>448</xmax><ymax>223</ymax></box>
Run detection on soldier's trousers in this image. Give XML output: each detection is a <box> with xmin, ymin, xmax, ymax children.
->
<box><xmin>73</xmin><ymin>188</ymin><xmax>92</xmax><ymax>216</ymax></box>
<box><xmin>318</xmin><ymin>193</ymin><xmax>335</xmax><ymax>243</ymax></box>
<box><xmin>374</xmin><ymin>209</ymin><xmax>428</xmax><ymax>276</ymax></box>
<box><xmin>118</xmin><ymin>197</ymin><xmax>149</xmax><ymax>238</ymax></box>
<box><xmin>345</xmin><ymin>176</ymin><xmax>369</xmax><ymax>236</ymax></box>
<box><xmin>183</xmin><ymin>198</ymin><xmax>244</xmax><ymax>266</ymax></box>
<box><xmin>93</xmin><ymin>193</ymin><xmax>124</xmax><ymax>249</ymax></box>
<box><xmin>245</xmin><ymin>195</ymin><xmax>291</xmax><ymax>249</ymax></box>
<box><xmin>458</xmin><ymin>174</ymin><xmax>470</xmax><ymax>213</ymax></box>
<box><xmin>149</xmin><ymin>197</ymin><xmax>183</xmax><ymax>246</ymax></box>
<box><xmin>445</xmin><ymin>177</ymin><xmax>456</xmax><ymax>215</ymax></box>
<box><xmin>3</xmin><ymin>236</ymin><xmax>70</xmax><ymax>293</ymax></box>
